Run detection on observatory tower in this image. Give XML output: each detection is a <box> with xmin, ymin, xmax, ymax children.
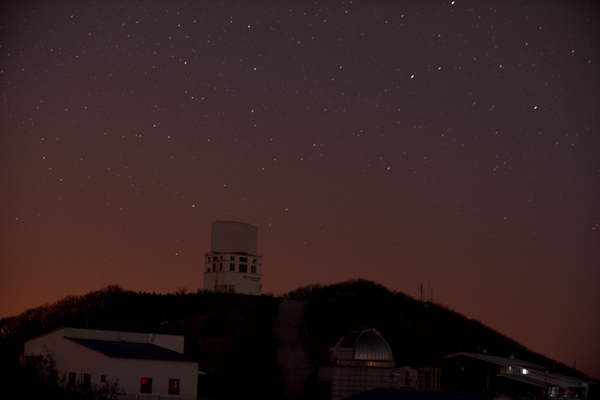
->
<box><xmin>203</xmin><ymin>221</ymin><xmax>262</xmax><ymax>295</ymax></box>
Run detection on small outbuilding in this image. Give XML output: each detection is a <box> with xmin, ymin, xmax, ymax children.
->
<box><xmin>22</xmin><ymin>327</ymin><xmax>199</xmax><ymax>400</ymax></box>
<box><xmin>443</xmin><ymin>353</ymin><xmax>595</xmax><ymax>399</ymax></box>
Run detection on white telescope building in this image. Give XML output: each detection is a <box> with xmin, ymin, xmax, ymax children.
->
<box><xmin>203</xmin><ymin>221</ymin><xmax>262</xmax><ymax>295</ymax></box>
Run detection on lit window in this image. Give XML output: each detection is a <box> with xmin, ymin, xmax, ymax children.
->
<box><xmin>168</xmin><ymin>379</ymin><xmax>180</xmax><ymax>395</ymax></box>
<box><xmin>141</xmin><ymin>378</ymin><xmax>152</xmax><ymax>394</ymax></box>
<box><xmin>239</xmin><ymin>264</ymin><xmax>247</xmax><ymax>273</ymax></box>
<box><xmin>230</xmin><ymin>263</ymin><xmax>235</xmax><ymax>271</ymax></box>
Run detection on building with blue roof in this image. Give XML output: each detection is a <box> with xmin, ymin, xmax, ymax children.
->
<box><xmin>23</xmin><ymin>327</ymin><xmax>199</xmax><ymax>400</ymax></box>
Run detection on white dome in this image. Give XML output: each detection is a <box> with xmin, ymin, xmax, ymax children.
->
<box><xmin>331</xmin><ymin>328</ymin><xmax>395</xmax><ymax>368</ymax></box>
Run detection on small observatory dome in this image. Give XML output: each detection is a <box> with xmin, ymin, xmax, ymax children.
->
<box><xmin>331</xmin><ymin>328</ymin><xmax>395</xmax><ymax>368</ymax></box>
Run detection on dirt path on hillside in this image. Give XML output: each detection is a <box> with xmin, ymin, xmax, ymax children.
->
<box><xmin>273</xmin><ymin>299</ymin><xmax>313</xmax><ymax>399</ymax></box>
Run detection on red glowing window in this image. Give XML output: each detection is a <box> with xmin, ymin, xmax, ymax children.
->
<box><xmin>169</xmin><ymin>379</ymin><xmax>180</xmax><ymax>395</ymax></box>
<box><xmin>140</xmin><ymin>378</ymin><xmax>152</xmax><ymax>394</ymax></box>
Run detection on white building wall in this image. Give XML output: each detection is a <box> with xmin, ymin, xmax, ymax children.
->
<box><xmin>24</xmin><ymin>329</ymin><xmax>110</xmax><ymax>386</ymax></box>
<box><xmin>110</xmin><ymin>358</ymin><xmax>198</xmax><ymax>400</ymax></box>
<box><xmin>210</xmin><ymin>221</ymin><xmax>258</xmax><ymax>255</ymax></box>
<box><xmin>24</xmin><ymin>328</ymin><xmax>197</xmax><ymax>399</ymax></box>
<box><xmin>204</xmin><ymin>252</ymin><xmax>262</xmax><ymax>295</ymax></box>
<box><xmin>203</xmin><ymin>270</ymin><xmax>262</xmax><ymax>295</ymax></box>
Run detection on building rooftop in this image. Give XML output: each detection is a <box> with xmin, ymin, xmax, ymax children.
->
<box><xmin>452</xmin><ymin>352</ymin><xmax>548</xmax><ymax>370</ymax></box>
<box><xmin>68</xmin><ymin>338</ymin><xmax>197</xmax><ymax>363</ymax></box>
<box><xmin>332</xmin><ymin>327</ymin><xmax>395</xmax><ymax>368</ymax></box>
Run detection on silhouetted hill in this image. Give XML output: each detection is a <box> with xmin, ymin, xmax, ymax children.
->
<box><xmin>287</xmin><ymin>279</ymin><xmax>590</xmax><ymax>379</ymax></box>
<box><xmin>0</xmin><ymin>280</ymin><xmax>596</xmax><ymax>399</ymax></box>
<box><xmin>0</xmin><ymin>286</ymin><xmax>282</xmax><ymax>399</ymax></box>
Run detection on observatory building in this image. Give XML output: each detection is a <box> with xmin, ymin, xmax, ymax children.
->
<box><xmin>319</xmin><ymin>328</ymin><xmax>440</xmax><ymax>400</ymax></box>
<box><xmin>203</xmin><ymin>221</ymin><xmax>262</xmax><ymax>295</ymax></box>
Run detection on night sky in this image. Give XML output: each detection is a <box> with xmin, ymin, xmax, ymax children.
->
<box><xmin>1</xmin><ymin>0</ymin><xmax>599</xmax><ymax>379</ymax></box>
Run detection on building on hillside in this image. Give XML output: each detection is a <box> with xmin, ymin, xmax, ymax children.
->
<box><xmin>442</xmin><ymin>353</ymin><xmax>594</xmax><ymax>400</ymax></box>
<box><xmin>318</xmin><ymin>328</ymin><xmax>440</xmax><ymax>400</ymax></box>
<box><xmin>22</xmin><ymin>327</ymin><xmax>199</xmax><ymax>400</ymax></box>
<box><xmin>203</xmin><ymin>220</ymin><xmax>263</xmax><ymax>295</ymax></box>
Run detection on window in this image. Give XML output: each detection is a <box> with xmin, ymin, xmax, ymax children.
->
<box><xmin>230</xmin><ymin>263</ymin><xmax>235</xmax><ymax>271</ymax></box>
<box><xmin>230</xmin><ymin>256</ymin><xmax>235</xmax><ymax>261</ymax></box>
<box><xmin>212</xmin><ymin>263</ymin><xmax>216</xmax><ymax>272</ymax></box>
<box><xmin>68</xmin><ymin>372</ymin><xmax>76</xmax><ymax>387</ymax></box>
<box><xmin>207</xmin><ymin>267</ymin><xmax>210</xmax><ymax>273</ymax></box>
<box><xmin>251</xmin><ymin>265</ymin><xmax>256</xmax><ymax>274</ymax></box>
<box><xmin>219</xmin><ymin>263</ymin><xmax>223</xmax><ymax>271</ymax></box>
<box><xmin>240</xmin><ymin>257</ymin><xmax>248</xmax><ymax>262</ymax></box>
<box><xmin>252</xmin><ymin>258</ymin><xmax>257</xmax><ymax>263</ymax></box>
<box><xmin>220</xmin><ymin>255</ymin><xmax>223</xmax><ymax>260</ymax></box>
<box><xmin>83</xmin><ymin>373</ymin><xmax>91</xmax><ymax>390</ymax></box>
<box><xmin>168</xmin><ymin>379</ymin><xmax>180</xmax><ymax>395</ymax></box>
<box><xmin>101</xmin><ymin>375</ymin><xmax>106</xmax><ymax>383</ymax></box>
<box><xmin>212</xmin><ymin>256</ymin><xmax>217</xmax><ymax>261</ymax></box>
<box><xmin>140</xmin><ymin>378</ymin><xmax>153</xmax><ymax>394</ymax></box>
<box><xmin>239</xmin><ymin>264</ymin><xmax>247</xmax><ymax>273</ymax></box>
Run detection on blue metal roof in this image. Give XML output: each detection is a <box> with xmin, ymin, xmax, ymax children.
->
<box><xmin>67</xmin><ymin>338</ymin><xmax>197</xmax><ymax>363</ymax></box>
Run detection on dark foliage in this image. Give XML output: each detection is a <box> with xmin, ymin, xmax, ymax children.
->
<box><xmin>0</xmin><ymin>288</ymin><xmax>283</xmax><ymax>400</ymax></box>
<box><xmin>1</xmin><ymin>279</ymin><xmax>595</xmax><ymax>400</ymax></box>
<box><xmin>295</xmin><ymin>279</ymin><xmax>593</xmax><ymax>381</ymax></box>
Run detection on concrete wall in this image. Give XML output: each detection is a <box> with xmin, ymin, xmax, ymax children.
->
<box><xmin>330</xmin><ymin>367</ymin><xmax>400</xmax><ymax>400</ymax></box>
<box><xmin>396</xmin><ymin>366</ymin><xmax>419</xmax><ymax>390</ymax></box>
